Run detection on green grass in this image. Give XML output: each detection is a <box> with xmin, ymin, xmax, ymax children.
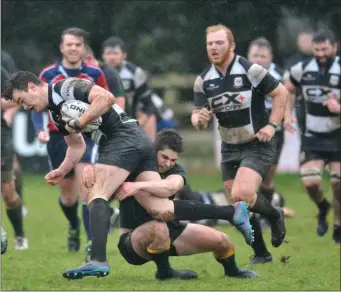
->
<box><xmin>1</xmin><ymin>172</ymin><xmax>340</xmax><ymax>291</ymax></box>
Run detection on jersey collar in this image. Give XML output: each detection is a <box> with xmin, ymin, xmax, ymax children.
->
<box><xmin>213</xmin><ymin>54</ymin><xmax>237</xmax><ymax>78</ymax></box>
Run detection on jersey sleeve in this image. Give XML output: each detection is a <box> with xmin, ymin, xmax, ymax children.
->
<box><xmin>95</xmin><ymin>69</ymin><xmax>109</xmax><ymax>90</ymax></box>
<box><xmin>133</xmin><ymin>67</ymin><xmax>153</xmax><ymax>102</ymax></box>
<box><xmin>193</xmin><ymin>75</ymin><xmax>207</xmax><ymax>108</ymax></box>
<box><xmin>56</xmin><ymin>78</ymin><xmax>95</xmax><ymax>103</ymax></box>
<box><xmin>288</xmin><ymin>61</ymin><xmax>303</xmax><ymax>87</ymax></box>
<box><xmin>247</xmin><ymin>63</ymin><xmax>279</xmax><ymax>95</ymax></box>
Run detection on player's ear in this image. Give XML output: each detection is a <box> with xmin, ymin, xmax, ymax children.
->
<box><xmin>27</xmin><ymin>82</ymin><xmax>36</xmax><ymax>91</ymax></box>
<box><xmin>230</xmin><ymin>42</ymin><xmax>236</xmax><ymax>52</ymax></box>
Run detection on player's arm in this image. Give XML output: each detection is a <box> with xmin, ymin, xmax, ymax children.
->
<box><xmin>45</xmin><ymin>132</ymin><xmax>86</xmax><ymax>185</ymax></box>
<box><xmin>191</xmin><ymin>75</ymin><xmax>212</xmax><ymax>130</ymax></box>
<box><xmin>79</xmin><ymin>85</ymin><xmax>115</xmax><ymax>126</ymax></box>
<box><xmin>59</xmin><ymin>133</ymin><xmax>86</xmax><ymax>175</ymax></box>
<box><xmin>135</xmin><ymin>174</ymin><xmax>185</xmax><ymax>198</ymax></box>
<box><xmin>266</xmin><ymin>82</ymin><xmax>289</xmax><ymax>125</ymax></box>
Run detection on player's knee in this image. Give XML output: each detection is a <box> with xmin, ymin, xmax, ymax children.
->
<box><xmin>2</xmin><ymin>182</ymin><xmax>20</xmax><ymax>208</ymax></box>
<box><xmin>330</xmin><ymin>170</ymin><xmax>340</xmax><ymax>192</ymax></box>
<box><xmin>223</xmin><ymin>181</ymin><xmax>234</xmax><ymax>202</ymax></box>
<box><xmin>300</xmin><ymin>167</ymin><xmax>322</xmax><ymax>188</ymax></box>
<box><xmin>148</xmin><ymin>209</ymin><xmax>175</xmax><ymax>222</ymax></box>
<box><xmin>231</xmin><ymin>185</ymin><xmax>254</xmax><ymax>204</ymax></box>
<box><xmin>150</xmin><ymin>221</ymin><xmax>169</xmax><ymax>243</ymax></box>
<box><xmin>215</xmin><ymin>231</ymin><xmax>230</xmax><ymax>252</ymax></box>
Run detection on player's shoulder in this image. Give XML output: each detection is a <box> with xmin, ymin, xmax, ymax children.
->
<box><xmin>53</xmin><ymin>78</ymin><xmax>93</xmax><ymax>99</ymax></box>
<box><xmin>269</xmin><ymin>62</ymin><xmax>284</xmax><ymax>80</ymax></box>
<box><xmin>170</xmin><ymin>163</ymin><xmax>186</xmax><ymax>176</ymax></box>
<box><xmin>236</xmin><ymin>55</ymin><xmax>253</xmax><ymax>72</ymax></box>
<box><xmin>197</xmin><ymin>64</ymin><xmax>221</xmax><ymax>86</ymax></box>
<box><xmin>39</xmin><ymin>63</ymin><xmax>58</xmax><ymax>78</ymax></box>
<box><xmin>83</xmin><ymin>63</ymin><xmax>105</xmax><ymax>77</ymax></box>
<box><xmin>124</xmin><ymin>61</ymin><xmax>137</xmax><ymax>73</ymax></box>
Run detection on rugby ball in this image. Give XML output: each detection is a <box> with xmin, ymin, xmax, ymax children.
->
<box><xmin>61</xmin><ymin>100</ymin><xmax>102</xmax><ymax>133</ymax></box>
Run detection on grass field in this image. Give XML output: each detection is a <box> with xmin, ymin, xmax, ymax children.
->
<box><xmin>1</xmin><ymin>172</ymin><xmax>340</xmax><ymax>291</ymax></box>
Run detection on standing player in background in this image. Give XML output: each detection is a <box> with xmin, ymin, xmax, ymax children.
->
<box><xmin>246</xmin><ymin>37</ymin><xmax>285</xmax><ymax>264</ymax></box>
<box><xmin>283</xmin><ymin>31</ymin><xmax>314</xmax><ymax>135</ymax></box>
<box><xmin>101</xmin><ymin>37</ymin><xmax>157</xmax><ymax>140</ymax></box>
<box><xmin>1</xmin><ymin>67</ymin><xmax>28</xmax><ymax>250</ymax></box>
<box><xmin>284</xmin><ymin>29</ymin><xmax>340</xmax><ymax>244</ymax></box>
<box><xmin>30</xmin><ymin>27</ymin><xmax>109</xmax><ymax>255</ymax></box>
<box><xmin>1</xmin><ymin>50</ymin><xmax>27</xmax><ymax>217</ymax></box>
<box><xmin>192</xmin><ymin>24</ymin><xmax>288</xmax><ymax>249</ymax></box>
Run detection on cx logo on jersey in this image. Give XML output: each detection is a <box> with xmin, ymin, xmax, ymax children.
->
<box><xmin>305</xmin><ymin>87</ymin><xmax>330</xmax><ymax>98</ymax></box>
<box><xmin>211</xmin><ymin>93</ymin><xmax>245</xmax><ymax>110</ymax></box>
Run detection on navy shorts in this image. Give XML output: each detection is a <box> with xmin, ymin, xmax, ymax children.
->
<box><xmin>47</xmin><ymin>131</ymin><xmax>98</xmax><ymax>178</ymax></box>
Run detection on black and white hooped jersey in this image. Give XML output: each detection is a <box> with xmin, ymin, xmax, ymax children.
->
<box><xmin>118</xmin><ymin>61</ymin><xmax>152</xmax><ymax>117</ymax></box>
<box><xmin>289</xmin><ymin>56</ymin><xmax>340</xmax><ymax>150</ymax></box>
<box><xmin>47</xmin><ymin>78</ymin><xmax>136</xmax><ymax>138</ymax></box>
<box><xmin>194</xmin><ymin>55</ymin><xmax>279</xmax><ymax>144</ymax></box>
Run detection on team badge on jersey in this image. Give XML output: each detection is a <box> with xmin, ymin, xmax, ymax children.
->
<box><xmin>329</xmin><ymin>75</ymin><xmax>339</xmax><ymax>86</ymax></box>
<box><xmin>233</xmin><ymin>77</ymin><xmax>243</xmax><ymax>88</ymax></box>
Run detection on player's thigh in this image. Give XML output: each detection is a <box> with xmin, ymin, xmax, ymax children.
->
<box><xmin>299</xmin><ymin>151</ymin><xmax>325</xmax><ymax>184</ymax></box>
<box><xmin>240</xmin><ymin>138</ymin><xmax>277</xmax><ymax>182</ymax></box>
<box><xmin>220</xmin><ymin>142</ymin><xmax>240</xmax><ymax>196</ymax></box>
<box><xmin>262</xmin><ymin>165</ymin><xmax>278</xmax><ymax>187</ymax></box>
<box><xmin>172</xmin><ymin>223</ymin><xmax>227</xmax><ymax>256</ymax></box>
<box><xmin>328</xmin><ymin>157</ymin><xmax>340</xmax><ymax>187</ymax></box>
<box><xmin>87</xmin><ymin>163</ymin><xmax>130</xmax><ymax>202</ymax></box>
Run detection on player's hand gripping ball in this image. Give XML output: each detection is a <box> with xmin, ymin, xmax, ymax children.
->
<box><xmin>61</xmin><ymin>100</ymin><xmax>102</xmax><ymax>133</ymax></box>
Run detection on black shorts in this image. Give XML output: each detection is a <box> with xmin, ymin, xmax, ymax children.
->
<box><xmin>273</xmin><ymin>130</ymin><xmax>285</xmax><ymax>165</ymax></box>
<box><xmin>300</xmin><ymin>149</ymin><xmax>340</xmax><ymax>165</ymax></box>
<box><xmin>97</xmin><ymin>123</ymin><xmax>157</xmax><ymax>176</ymax></box>
<box><xmin>117</xmin><ymin>220</ymin><xmax>187</xmax><ymax>266</ymax></box>
<box><xmin>1</xmin><ymin>124</ymin><xmax>14</xmax><ymax>180</ymax></box>
<box><xmin>47</xmin><ymin>132</ymin><xmax>98</xmax><ymax>179</ymax></box>
<box><xmin>220</xmin><ymin>138</ymin><xmax>276</xmax><ymax>181</ymax></box>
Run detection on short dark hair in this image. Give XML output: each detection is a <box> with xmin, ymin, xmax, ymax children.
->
<box><xmin>312</xmin><ymin>29</ymin><xmax>336</xmax><ymax>44</ymax></box>
<box><xmin>249</xmin><ymin>37</ymin><xmax>273</xmax><ymax>54</ymax></box>
<box><xmin>102</xmin><ymin>36</ymin><xmax>127</xmax><ymax>53</ymax></box>
<box><xmin>155</xmin><ymin>129</ymin><xmax>183</xmax><ymax>153</ymax></box>
<box><xmin>1</xmin><ymin>71</ymin><xmax>43</xmax><ymax>100</ymax></box>
<box><xmin>61</xmin><ymin>27</ymin><xmax>89</xmax><ymax>44</ymax></box>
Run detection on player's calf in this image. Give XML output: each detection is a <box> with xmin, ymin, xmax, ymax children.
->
<box><xmin>2</xmin><ymin>180</ymin><xmax>28</xmax><ymax>250</ymax></box>
<box><xmin>300</xmin><ymin>167</ymin><xmax>331</xmax><ymax>236</ymax></box>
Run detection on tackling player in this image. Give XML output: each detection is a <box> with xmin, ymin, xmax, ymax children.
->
<box><xmin>114</xmin><ymin>129</ymin><xmax>258</xmax><ymax>280</ymax></box>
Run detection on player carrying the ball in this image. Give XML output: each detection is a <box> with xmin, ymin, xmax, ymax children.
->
<box><xmin>3</xmin><ymin>71</ymin><xmax>253</xmax><ymax>280</ymax></box>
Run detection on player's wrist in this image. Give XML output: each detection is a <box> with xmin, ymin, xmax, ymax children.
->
<box><xmin>268</xmin><ymin>121</ymin><xmax>279</xmax><ymax>130</ymax></box>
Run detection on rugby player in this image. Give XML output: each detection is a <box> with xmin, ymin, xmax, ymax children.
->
<box><xmin>101</xmin><ymin>37</ymin><xmax>157</xmax><ymax>140</ymax></box>
<box><xmin>246</xmin><ymin>37</ymin><xmax>285</xmax><ymax>264</ymax></box>
<box><xmin>31</xmin><ymin>27</ymin><xmax>109</xmax><ymax>255</ymax></box>
<box><xmin>3</xmin><ymin>71</ymin><xmax>253</xmax><ymax>279</ymax></box>
<box><xmin>114</xmin><ymin>129</ymin><xmax>258</xmax><ymax>279</ymax></box>
<box><xmin>191</xmin><ymin>24</ymin><xmax>288</xmax><ymax>248</ymax></box>
<box><xmin>1</xmin><ymin>50</ymin><xmax>27</xmax><ymax>217</ymax></box>
<box><xmin>1</xmin><ymin>68</ymin><xmax>28</xmax><ymax>250</ymax></box>
<box><xmin>284</xmin><ymin>29</ymin><xmax>340</xmax><ymax>243</ymax></box>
